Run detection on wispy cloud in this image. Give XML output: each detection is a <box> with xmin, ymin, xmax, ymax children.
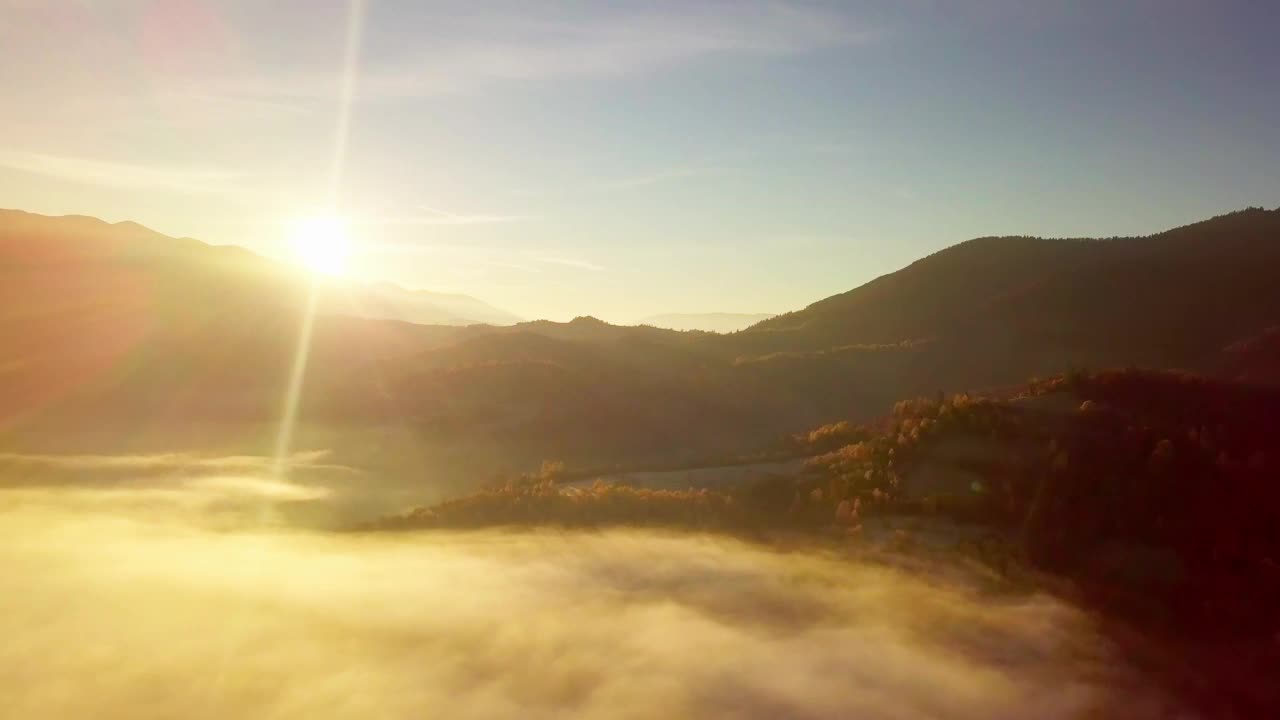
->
<box><xmin>161</xmin><ymin>91</ymin><xmax>315</xmax><ymax>121</ymax></box>
<box><xmin>409</xmin><ymin>205</ymin><xmax>534</xmax><ymax>225</ymax></box>
<box><xmin>482</xmin><ymin>258</ymin><xmax>543</xmax><ymax>273</ymax></box>
<box><xmin>539</xmin><ymin>256</ymin><xmax>605</xmax><ymax>272</ymax></box>
<box><xmin>0</xmin><ymin>148</ymin><xmax>243</xmax><ymax>194</ymax></box>
<box><xmin>381</xmin><ymin>241</ymin><xmax>604</xmax><ymax>274</ymax></box>
<box><xmin>360</xmin><ymin>205</ymin><xmax>535</xmax><ymax>228</ymax></box>
<box><xmin>806</xmin><ymin>141</ymin><xmax>863</xmax><ymax>157</ymax></box>
<box><xmin>368</xmin><ymin>241</ymin><xmax>547</xmax><ymax>276</ymax></box>
<box><xmin>225</xmin><ymin>3</ymin><xmax>876</xmax><ymax>102</ymax></box>
<box><xmin>597</xmin><ymin>165</ymin><xmax>732</xmax><ymax>191</ymax></box>
<box><xmin>397</xmin><ymin>7</ymin><xmax>864</xmax><ymax>95</ymax></box>
<box><xmin>890</xmin><ymin>186</ymin><xmax>922</xmax><ymax>202</ymax></box>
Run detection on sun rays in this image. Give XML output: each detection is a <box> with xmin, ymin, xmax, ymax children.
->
<box><xmin>273</xmin><ymin>0</ymin><xmax>366</xmax><ymax>479</ymax></box>
<box><xmin>288</xmin><ymin>215</ymin><xmax>351</xmax><ymax>276</ymax></box>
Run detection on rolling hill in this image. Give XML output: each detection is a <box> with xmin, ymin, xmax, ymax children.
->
<box><xmin>0</xmin><ymin>209</ymin><xmax>519</xmax><ymax>328</ymax></box>
<box><xmin>3</xmin><ymin>206</ymin><xmax>1278</xmax><ymax>479</ymax></box>
<box><xmin>733</xmin><ymin>207</ymin><xmax>1280</xmax><ymax>385</ymax></box>
<box><xmin>639</xmin><ymin>312</ymin><xmax>774</xmax><ymax>333</ymax></box>
<box><xmin>744</xmin><ymin>207</ymin><xmax>1280</xmax><ymax>364</ymax></box>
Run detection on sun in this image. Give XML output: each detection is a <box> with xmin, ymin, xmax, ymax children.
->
<box><xmin>288</xmin><ymin>214</ymin><xmax>351</xmax><ymax>276</ymax></box>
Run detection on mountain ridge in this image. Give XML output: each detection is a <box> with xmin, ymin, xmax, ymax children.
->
<box><xmin>640</xmin><ymin>312</ymin><xmax>775</xmax><ymax>333</ymax></box>
<box><xmin>0</xmin><ymin>208</ymin><xmax>519</xmax><ymax>328</ymax></box>
<box><xmin>4</xmin><ymin>205</ymin><xmax>1279</xmax><ymax>481</ymax></box>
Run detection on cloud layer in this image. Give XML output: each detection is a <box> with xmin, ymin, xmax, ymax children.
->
<box><xmin>0</xmin><ymin>149</ymin><xmax>243</xmax><ymax>194</ymax></box>
<box><xmin>0</xmin><ymin>465</ymin><xmax>1184</xmax><ymax>719</ymax></box>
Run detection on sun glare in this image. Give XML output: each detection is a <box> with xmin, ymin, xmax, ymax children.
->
<box><xmin>289</xmin><ymin>214</ymin><xmax>351</xmax><ymax>276</ymax></box>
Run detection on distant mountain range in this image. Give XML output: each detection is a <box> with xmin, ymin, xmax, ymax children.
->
<box><xmin>4</xmin><ymin>205</ymin><xmax>1278</xmax><ymax>483</ymax></box>
<box><xmin>353</xmin><ymin>282</ymin><xmax>520</xmax><ymax>327</ymax></box>
<box><xmin>639</xmin><ymin>313</ymin><xmax>774</xmax><ymax>333</ymax></box>
<box><xmin>0</xmin><ymin>209</ymin><xmax>520</xmax><ymax>328</ymax></box>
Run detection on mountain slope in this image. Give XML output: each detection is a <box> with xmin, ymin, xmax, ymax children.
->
<box><xmin>0</xmin><ymin>211</ymin><xmax>788</xmax><ymax>466</ymax></box>
<box><xmin>739</xmin><ymin>208</ymin><xmax>1280</xmax><ymax>372</ymax></box>
<box><xmin>356</xmin><ymin>282</ymin><xmax>521</xmax><ymax>326</ymax></box>
<box><xmin>0</xmin><ymin>209</ymin><xmax>519</xmax><ymax>328</ymax></box>
<box><xmin>749</xmin><ymin>235</ymin><xmax>1097</xmax><ymax>347</ymax></box>
<box><xmin>5</xmin><ymin>206</ymin><xmax>1280</xmax><ymax>480</ymax></box>
<box><xmin>640</xmin><ymin>313</ymin><xmax>774</xmax><ymax>333</ymax></box>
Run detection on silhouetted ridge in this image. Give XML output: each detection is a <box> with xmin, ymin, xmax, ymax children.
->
<box><xmin>739</xmin><ymin>208</ymin><xmax>1280</xmax><ymax>366</ymax></box>
<box><xmin>6</xmin><ymin>205</ymin><xmax>1280</xmax><ymax>473</ymax></box>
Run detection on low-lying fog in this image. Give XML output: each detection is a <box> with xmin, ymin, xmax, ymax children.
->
<box><xmin>1</xmin><ymin>453</ymin><xmax>1187</xmax><ymax>719</ymax></box>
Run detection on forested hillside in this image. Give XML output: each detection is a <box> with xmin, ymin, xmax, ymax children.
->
<box><xmin>4</xmin><ymin>208</ymin><xmax>1278</xmax><ymax>474</ymax></box>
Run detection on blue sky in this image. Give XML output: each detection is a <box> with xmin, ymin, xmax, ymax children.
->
<box><xmin>2</xmin><ymin>0</ymin><xmax>1277</xmax><ymax>321</ymax></box>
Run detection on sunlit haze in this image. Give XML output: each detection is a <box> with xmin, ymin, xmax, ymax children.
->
<box><xmin>2</xmin><ymin>1</ymin><xmax>1277</xmax><ymax>321</ymax></box>
<box><xmin>289</xmin><ymin>214</ymin><xmax>351</xmax><ymax>276</ymax></box>
<box><xmin>4</xmin><ymin>3</ymin><xmax>1280</xmax><ymax>717</ymax></box>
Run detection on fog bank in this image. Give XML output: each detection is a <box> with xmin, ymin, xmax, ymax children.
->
<box><xmin>0</xmin><ymin>468</ymin><xmax>1186</xmax><ymax>719</ymax></box>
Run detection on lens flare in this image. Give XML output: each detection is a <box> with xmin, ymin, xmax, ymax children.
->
<box><xmin>289</xmin><ymin>215</ymin><xmax>350</xmax><ymax>276</ymax></box>
<box><xmin>274</xmin><ymin>0</ymin><xmax>366</xmax><ymax>479</ymax></box>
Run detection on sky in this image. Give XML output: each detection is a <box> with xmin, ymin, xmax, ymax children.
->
<box><xmin>2</xmin><ymin>0</ymin><xmax>1278</xmax><ymax>323</ymax></box>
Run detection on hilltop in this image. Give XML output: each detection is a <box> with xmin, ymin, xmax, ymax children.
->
<box><xmin>743</xmin><ymin>207</ymin><xmax>1280</xmax><ymax>371</ymax></box>
<box><xmin>378</xmin><ymin>368</ymin><xmax>1280</xmax><ymax>715</ymax></box>
<box><xmin>0</xmin><ymin>209</ymin><xmax>519</xmax><ymax>328</ymax></box>
<box><xmin>3</xmin><ymin>207</ymin><xmax>1279</xmax><ymax>487</ymax></box>
<box><xmin>639</xmin><ymin>312</ymin><xmax>775</xmax><ymax>333</ymax></box>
